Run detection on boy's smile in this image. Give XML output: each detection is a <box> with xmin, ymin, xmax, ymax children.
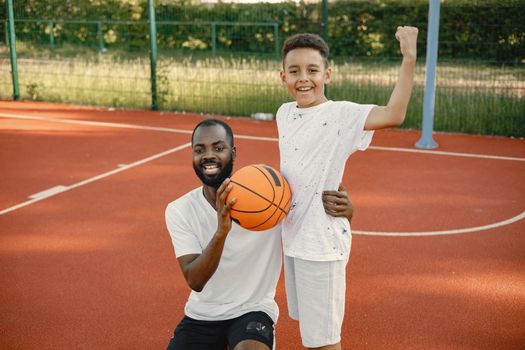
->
<box><xmin>280</xmin><ymin>47</ymin><xmax>332</xmax><ymax>108</ymax></box>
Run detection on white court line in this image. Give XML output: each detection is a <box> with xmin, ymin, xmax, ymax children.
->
<box><xmin>353</xmin><ymin>210</ymin><xmax>525</xmax><ymax>236</ymax></box>
<box><xmin>1</xmin><ymin>112</ymin><xmax>524</xmax><ymax>236</ymax></box>
<box><xmin>0</xmin><ymin>143</ymin><xmax>191</xmax><ymax>216</ymax></box>
<box><xmin>28</xmin><ymin>185</ymin><xmax>68</xmax><ymax>199</ymax></box>
<box><xmin>1</xmin><ymin>112</ymin><xmax>524</xmax><ymax>161</ymax></box>
<box><xmin>369</xmin><ymin>145</ymin><xmax>525</xmax><ymax>162</ymax></box>
<box><xmin>0</xmin><ymin>112</ymin><xmax>193</xmax><ymax>134</ymax></box>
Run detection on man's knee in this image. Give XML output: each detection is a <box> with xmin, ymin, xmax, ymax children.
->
<box><xmin>233</xmin><ymin>339</ymin><xmax>271</xmax><ymax>350</ymax></box>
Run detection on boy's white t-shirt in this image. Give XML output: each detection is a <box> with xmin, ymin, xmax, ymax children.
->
<box><xmin>276</xmin><ymin>100</ymin><xmax>375</xmax><ymax>261</ymax></box>
<box><xmin>165</xmin><ymin>187</ymin><xmax>282</xmax><ymax>322</ymax></box>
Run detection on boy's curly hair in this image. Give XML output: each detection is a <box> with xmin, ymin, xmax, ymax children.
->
<box><xmin>281</xmin><ymin>33</ymin><xmax>329</xmax><ymax>68</ymax></box>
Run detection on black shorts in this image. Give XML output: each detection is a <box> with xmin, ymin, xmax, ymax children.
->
<box><xmin>166</xmin><ymin>311</ymin><xmax>274</xmax><ymax>350</ymax></box>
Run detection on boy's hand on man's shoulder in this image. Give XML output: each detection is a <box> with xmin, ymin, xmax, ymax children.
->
<box><xmin>395</xmin><ymin>26</ymin><xmax>418</xmax><ymax>62</ymax></box>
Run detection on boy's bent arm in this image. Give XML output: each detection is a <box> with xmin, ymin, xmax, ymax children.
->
<box><xmin>365</xmin><ymin>26</ymin><xmax>418</xmax><ymax>130</ymax></box>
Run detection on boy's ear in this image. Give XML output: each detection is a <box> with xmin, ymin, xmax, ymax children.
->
<box><xmin>279</xmin><ymin>70</ymin><xmax>286</xmax><ymax>83</ymax></box>
<box><xmin>324</xmin><ymin>67</ymin><xmax>332</xmax><ymax>84</ymax></box>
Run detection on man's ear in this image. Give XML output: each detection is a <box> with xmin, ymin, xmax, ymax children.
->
<box><xmin>232</xmin><ymin>146</ymin><xmax>237</xmax><ymax>160</ymax></box>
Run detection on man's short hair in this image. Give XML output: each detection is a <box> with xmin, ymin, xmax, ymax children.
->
<box><xmin>282</xmin><ymin>33</ymin><xmax>329</xmax><ymax>68</ymax></box>
<box><xmin>191</xmin><ymin>119</ymin><xmax>234</xmax><ymax>147</ymax></box>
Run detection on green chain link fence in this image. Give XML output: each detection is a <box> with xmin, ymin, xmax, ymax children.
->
<box><xmin>1</xmin><ymin>0</ymin><xmax>524</xmax><ymax>137</ymax></box>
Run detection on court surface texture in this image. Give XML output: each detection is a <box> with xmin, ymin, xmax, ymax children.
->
<box><xmin>1</xmin><ymin>101</ymin><xmax>524</xmax><ymax>349</ymax></box>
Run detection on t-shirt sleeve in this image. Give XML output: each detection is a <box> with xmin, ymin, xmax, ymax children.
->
<box><xmin>345</xmin><ymin>103</ymin><xmax>375</xmax><ymax>152</ymax></box>
<box><xmin>165</xmin><ymin>202</ymin><xmax>203</xmax><ymax>258</ymax></box>
<box><xmin>276</xmin><ymin>102</ymin><xmax>292</xmax><ymax>125</ymax></box>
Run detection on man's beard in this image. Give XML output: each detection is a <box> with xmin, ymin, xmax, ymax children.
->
<box><xmin>193</xmin><ymin>156</ymin><xmax>234</xmax><ymax>189</ymax></box>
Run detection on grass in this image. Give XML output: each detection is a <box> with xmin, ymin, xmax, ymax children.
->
<box><xmin>1</xmin><ymin>44</ymin><xmax>524</xmax><ymax>137</ymax></box>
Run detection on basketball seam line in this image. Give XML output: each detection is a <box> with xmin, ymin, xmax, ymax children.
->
<box><xmin>263</xmin><ymin>165</ymin><xmax>282</xmax><ymax>187</ymax></box>
<box><xmin>230</xmin><ymin>180</ymin><xmax>285</xmax><ymax>213</ymax></box>
<box><xmin>230</xmin><ymin>178</ymin><xmax>283</xmax><ymax>229</ymax></box>
<box><xmin>254</xmin><ymin>165</ymin><xmax>291</xmax><ymax>216</ymax></box>
<box><xmin>229</xmin><ymin>165</ymin><xmax>290</xmax><ymax>229</ymax></box>
<box><xmin>252</xmin><ymin>165</ymin><xmax>289</xmax><ymax>216</ymax></box>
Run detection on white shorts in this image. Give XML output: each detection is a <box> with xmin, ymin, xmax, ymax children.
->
<box><xmin>284</xmin><ymin>255</ymin><xmax>348</xmax><ymax>348</ymax></box>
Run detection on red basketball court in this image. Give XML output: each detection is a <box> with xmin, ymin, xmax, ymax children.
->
<box><xmin>1</xmin><ymin>101</ymin><xmax>524</xmax><ymax>349</ymax></box>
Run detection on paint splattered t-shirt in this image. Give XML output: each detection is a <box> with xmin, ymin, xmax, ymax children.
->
<box><xmin>277</xmin><ymin>100</ymin><xmax>375</xmax><ymax>261</ymax></box>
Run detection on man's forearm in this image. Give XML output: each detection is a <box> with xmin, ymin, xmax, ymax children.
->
<box><xmin>181</xmin><ymin>232</ymin><xmax>227</xmax><ymax>292</ymax></box>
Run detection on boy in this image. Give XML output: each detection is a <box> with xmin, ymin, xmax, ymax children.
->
<box><xmin>277</xmin><ymin>27</ymin><xmax>418</xmax><ymax>349</ymax></box>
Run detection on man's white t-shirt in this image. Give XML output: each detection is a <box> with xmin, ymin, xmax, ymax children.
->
<box><xmin>165</xmin><ymin>187</ymin><xmax>282</xmax><ymax>322</ymax></box>
<box><xmin>277</xmin><ymin>100</ymin><xmax>375</xmax><ymax>261</ymax></box>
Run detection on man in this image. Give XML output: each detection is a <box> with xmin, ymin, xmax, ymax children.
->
<box><xmin>165</xmin><ymin>118</ymin><xmax>354</xmax><ymax>350</ymax></box>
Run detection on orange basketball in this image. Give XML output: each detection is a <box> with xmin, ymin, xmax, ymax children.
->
<box><xmin>226</xmin><ymin>164</ymin><xmax>292</xmax><ymax>231</ymax></box>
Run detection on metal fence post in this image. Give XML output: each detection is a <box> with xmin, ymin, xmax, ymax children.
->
<box><xmin>274</xmin><ymin>23</ymin><xmax>279</xmax><ymax>61</ymax></box>
<box><xmin>321</xmin><ymin>0</ymin><xmax>329</xmax><ymax>97</ymax></box>
<box><xmin>212</xmin><ymin>22</ymin><xmax>217</xmax><ymax>57</ymax></box>
<box><xmin>416</xmin><ymin>0</ymin><xmax>440</xmax><ymax>149</ymax></box>
<box><xmin>6</xmin><ymin>0</ymin><xmax>19</xmax><ymax>100</ymax></box>
<box><xmin>4</xmin><ymin>21</ymin><xmax>8</xmax><ymax>46</ymax></box>
<box><xmin>97</xmin><ymin>21</ymin><xmax>105</xmax><ymax>52</ymax></box>
<box><xmin>49</xmin><ymin>20</ymin><xmax>55</xmax><ymax>51</ymax></box>
<box><xmin>147</xmin><ymin>0</ymin><xmax>158</xmax><ymax>110</ymax></box>
<box><xmin>321</xmin><ymin>0</ymin><xmax>328</xmax><ymax>42</ymax></box>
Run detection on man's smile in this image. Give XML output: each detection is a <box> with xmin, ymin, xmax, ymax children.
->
<box><xmin>202</xmin><ymin>162</ymin><xmax>220</xmax><ymax>176</ymax></box>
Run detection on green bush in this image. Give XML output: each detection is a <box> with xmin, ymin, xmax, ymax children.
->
<box><xmin>9</xmin><ymin>0</ymin><xmax>525</xmax><ymax>63</ymax></box>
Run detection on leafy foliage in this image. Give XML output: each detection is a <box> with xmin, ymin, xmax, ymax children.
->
<box><xmin>6</xmin><ymin>0</ymin><xmax>525</xmax><ymax>63</ymax></box>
